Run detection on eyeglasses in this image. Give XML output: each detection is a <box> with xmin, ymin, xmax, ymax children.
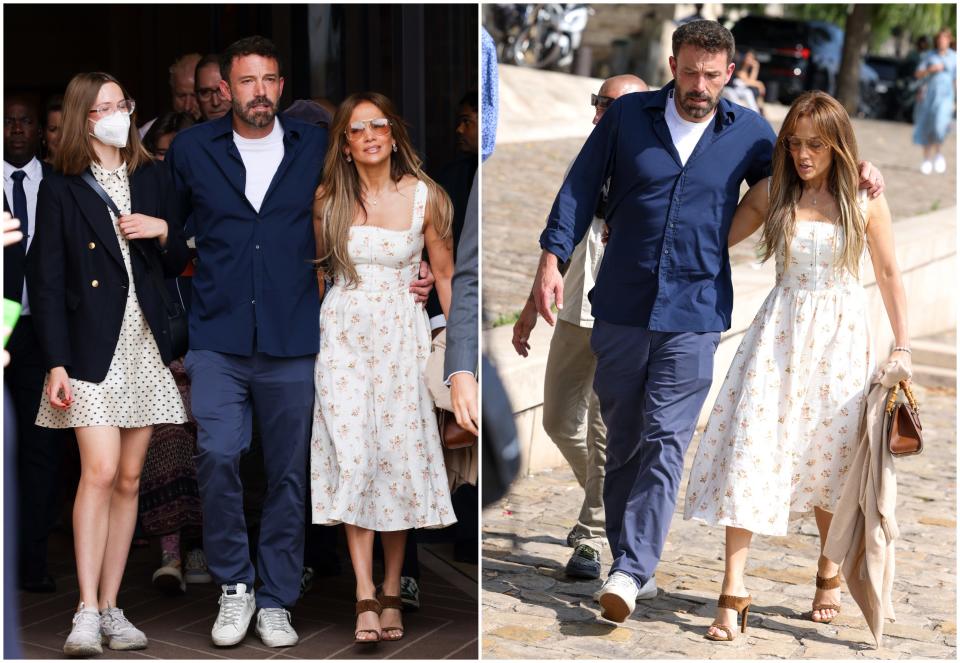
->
<box><xmin>345</xmin><ymin>117</ymin><xmax>391</xmax><ymax>141</ymax></box>
<box><xmin>591</xmin><ymin>93</ymin><xmax>614</xmax><ymax>110</ymax></box>
<box><xmin>197</xmin><ymin>87</ymin><xmax>223</xmax><ymax>102</ymax></box>
<box><xmin>784</xmin><ymin>136</ymin><xmax>828</xmax><ymax>154</ymax></box>
<box><xmin>88</xmin><ymin>99</ymin><xmax>136</xmax><ymax>118</ymax></box>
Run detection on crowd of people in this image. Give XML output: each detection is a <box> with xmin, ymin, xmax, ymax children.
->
<box><xmin>3</xmin><ymin>34</ymin><xmax>478</xmax><ymax>656</ymax></box>
<box><xmin>515</xmin><ymin>19</ymin><xmax>911</xmax><ymax>645</ymax></box>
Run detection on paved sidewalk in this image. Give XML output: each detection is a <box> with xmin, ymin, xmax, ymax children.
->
<box><xmin>481</xmin><ymin>381</ymin><xmax>956</xmax><ymax>659</ymax></box>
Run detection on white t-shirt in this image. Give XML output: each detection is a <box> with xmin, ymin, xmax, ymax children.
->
<box><xmin>664</xmin><ymin>91</ymin><xmax>714</xmax><ymax>166</ymax></box>
<box><xmin>233</xmin><ymin>118</ymin><xmax>285</xmax><ymax>213</ymax></box>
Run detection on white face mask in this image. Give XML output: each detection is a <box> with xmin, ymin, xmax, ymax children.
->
<box><xmin>90</xmin><ymin>111</ymin><xmax>130</xmax><ymax>148</ymax></box>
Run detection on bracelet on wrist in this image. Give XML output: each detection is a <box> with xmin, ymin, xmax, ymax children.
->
<box><xmin>892</xmin><ymin>346</ymin><xmax>911</xmax><ymax>354</ymax></box>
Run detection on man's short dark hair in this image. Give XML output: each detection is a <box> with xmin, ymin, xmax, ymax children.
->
<box><xmin>220</xmin><ymin>36</ymin><xmax>282</xmax><ymax>83</ymax></box>
<box><xmin>195</xmin><ymin>53</ymin><xmax>221</xmax><ymax>88</ymax></box>
<box><xmin>672</xmin><ymin>20</ymin><xmax>735</xmax><ymax>63</ymax></box>
<box><xmin>458</xmin><ymin>90</ymin><xmax>478</xmax><ymax>113</ymax></box>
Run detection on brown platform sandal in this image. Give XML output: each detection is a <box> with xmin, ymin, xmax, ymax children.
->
<box><xmin>354</xmin><ymin>598</ymin><xmax>382</xmax><ymax>644</ymax></box>
<box><xmin>811</xmin><ymin>574</ymin><xmax>842</xmax><ymax>623</ymax></box>
<box><xmin>705</xmin><ymin>594</ymin><xmax>752</xmax><ymax>642</ymax></box>
<box><xmin>376</xmin><ymin>592</ymin><xmax>404</xmax><ymax>641</ymax></box>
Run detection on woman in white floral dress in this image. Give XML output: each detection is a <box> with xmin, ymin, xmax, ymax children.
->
<box><xmin>311</xmin><ymin>92</ymin><xmax>456</xmax><ymax>643</ymax></box>
<box><xmin>683</xmin><ymin>92</ymin><xmax>910</xmax><ymax>642</ymax></box>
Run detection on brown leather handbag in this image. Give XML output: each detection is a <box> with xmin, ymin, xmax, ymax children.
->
<box><xmin>885</xmin><ymin>381</ymin><xmax>923</xmax><ymax>456</ymax></box>
<box><xmin>438</xmin><ymin>409</ymin><xmax>477</xmax><ymax>450</ymax></box>
<box><xmin>425</xmin><ymin>330</ymin><xmax>477</xmax><ymax>450</ymax></box>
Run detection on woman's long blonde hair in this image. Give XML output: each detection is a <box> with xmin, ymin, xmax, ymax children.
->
<box><xmin>314</xmin><ymin>92</ymin><xmax>453</xmax><ymax>286</ymax></box>
<box><xmin>759</xmin><ymin>91</ymin><xmax>866</xmax><ymax>277</ymax></box>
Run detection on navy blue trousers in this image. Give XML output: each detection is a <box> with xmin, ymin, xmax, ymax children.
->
<box><xmin>185</xmin><ymin>349</ymin><xmax>314</xmax><ymax>610</ymax></box>
<box><xmin>591</xmin><ymin>321</ymin><xmax>719</xmax><ymax>588</ymax></box>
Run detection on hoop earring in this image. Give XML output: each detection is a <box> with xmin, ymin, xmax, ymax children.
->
<box><xmin>392</xmin><ymin>142</ymin><xmax>397</xmax><ymax>153</ymax></box>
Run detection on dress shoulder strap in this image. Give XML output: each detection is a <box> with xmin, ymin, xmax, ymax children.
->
<box><xmin>412</xmin><ymin>179</ymin><xmax>428</xmax><ymax>229</ymax></box>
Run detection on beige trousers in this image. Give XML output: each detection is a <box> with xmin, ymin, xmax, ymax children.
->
<box><xmin>542</xmin><ymin>320</ymin><xmax>607</xmax><ymax>548</ymax></box>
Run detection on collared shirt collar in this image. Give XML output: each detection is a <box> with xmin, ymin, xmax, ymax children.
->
<box><xmin>90</xmin><ymin>160</ymin><xmax>128</xmax><ymax>180</ymax></box>
<box><xmin>3</xmin><ymin>156</ymin><xmax>42</xmax><ymax>182</ymax></box>
<box><xmin>643</xmin><ymin>80</ymin><xmax>738</xmax><ymax>128</ymax></box>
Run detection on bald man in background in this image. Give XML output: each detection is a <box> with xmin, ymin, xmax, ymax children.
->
<box><xmin>511</xmin><ymin>75</ymin><xmax>654</xmax><ymax>584</ymax></box>
<box><xmin>140</xmin><ymin>53</ymin><xmax>203</xmax><ymax>136</ymax></box>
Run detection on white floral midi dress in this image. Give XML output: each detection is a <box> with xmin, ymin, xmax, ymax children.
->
<box><xmin>684</xmin><ymin>197</ymin><xmax>874</xmax><ymax>537</ymax></box>
<box><xmin>35</xmin><ymin>162</ymin><xmax>188</xmax><ymax>429</ymax></box>
<box><xmin>310</xmin><ymin>180</ymin><xmax>457</xmax><ymax>531</ymax></box>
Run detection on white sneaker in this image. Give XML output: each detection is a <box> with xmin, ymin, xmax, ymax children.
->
<box><xmin>211</xmin><ymin>584</ymin><xmax>256</xmax><ymax>646</ymax></box>
<box><xmin>593</xmin><ymin>575</ymin><xmax>657</xmax><ymax>600</ymax></box>
<box><xmin>255</xmin><ymin>608</ymin><xmax>299</xmax><ymax>647</ymax></box>
<box><xmin>152</xmin><ymin>553</ymin><xmax>186</xmax><ymax>594</ymax></box>
<box><xmin>185</xmin><ymin>549</ymin><xmax>213</xmax><ymax>584</ymax></box>
<box><xmin>597</xmin><ymin>571</ymin><xmax>638</xmax><ymax>623</ymax></box>
<box><xmin>63</xmin><ymin>604</ymin><xmax>102</xmax><ymax>657</ymax></box>
<box><xmin>921</xmin><ymin>160</ymin><xmax>933</xmax><ymax>175</ymax></box>
<box><xmin>934</xmin><ymin>154</ymin><xmax>947</xmax><ymax>173</ymax></box>
<box><xmin>636</xmin><ymin>575</ymin><xmax>658</xmax><ymax>600</ymax></box>
<box><xmin>100</xmin><ymin>607</ymin><xmax>148</xmax><ymax>650</ymax></box>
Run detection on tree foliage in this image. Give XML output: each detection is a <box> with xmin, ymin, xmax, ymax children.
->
<box><xmin>786</xmin><ymin>3</ymin><xmax>957</xmax><ymax>51</ymax></box>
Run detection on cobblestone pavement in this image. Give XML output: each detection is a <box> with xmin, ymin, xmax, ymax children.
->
<box><xmin>482</xmin><ymin>113</ymin><xmax>957</xmax><ymax>324</ymax></box>
<box><xmin>481</xmin><ymin>382</ymin><xmax>956</xmax><ymax>659</ymax></box>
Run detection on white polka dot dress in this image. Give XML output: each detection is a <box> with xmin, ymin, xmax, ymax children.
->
<box><xmin>35</xmin><ymin>162</ymin><xmax>188</xmax><ymax>430</ymax></box>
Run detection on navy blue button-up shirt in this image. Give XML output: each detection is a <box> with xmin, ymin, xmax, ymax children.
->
<box><xmin>166</xmin><ymin>113</ymin><xmax>328</xmax><ymax>357</ymax></box>
<box><xmin>540</xmin><ymin>82</ymin><xmax>775</xmax><ymax>332</ymax></box>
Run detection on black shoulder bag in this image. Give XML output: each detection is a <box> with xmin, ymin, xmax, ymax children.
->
<box><xmin>80</xmin><ymin>170</ymin><xmax>189</xmax><ymax>360</ymax></box>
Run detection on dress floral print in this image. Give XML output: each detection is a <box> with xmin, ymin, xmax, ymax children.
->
<box><xmin>310</xmin><ymin>180</ymin><xmax>456</xmax><ymax>531</ymax></box>
<box><xmin>684</xmin><ymin>194</ymin><xmax>873</xmax><ymax>537</ymax></box>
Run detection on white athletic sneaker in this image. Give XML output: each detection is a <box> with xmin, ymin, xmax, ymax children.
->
<box><xmin>211</xmin><ymin>583</ymin><xmax>256</xmax><ymax>646</ymax></box>
<box><xmin>921</xmin><ymin>159</ymin><xmax>933</xmax><ymax>175</ymax></box>
<box><xmin>593</xmin><ymin>575</ymin><xmax>657</xmax><ymax>601</ymax></box>
<box><xmin>152</xmin><ymin>553</ymin><xmax>186</xmax><ymax>594</ymax></box>
<box><xmin>255</xmin><ymin>608</ymin><xmax>299</xmax><ymax>647</ymax></box>
<box><xmin>63</xmin><ymin>604</ymin><xmax>102</xmax><ymax>657</ymax></box>
<box><xmin>934</xmin><ymin>154</ymin><xmax>947</xmax><ymax>173</ymax></box>
<box><xmin>597</xmin><ymin>571</ymin><xmax>639</xmax><ymax>623</ymax></box>
<box><xmin>100</xmin><ymin>607</ymin><xmax>148</xmax><ymax>650</ymax></box>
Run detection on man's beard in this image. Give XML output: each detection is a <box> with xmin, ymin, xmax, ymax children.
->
<box><xmin>233</xmin><ymin>95</ymin><xmax>276</xmax><ymax>128</ymax></box>
<box><xmin>677</xmin><ymin>88</ymin><xmax>720</xmax><ymax>119</ymax></box>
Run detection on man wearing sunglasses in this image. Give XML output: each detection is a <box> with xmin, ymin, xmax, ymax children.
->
<box><xmin>166</xmin><ymin>35</ymin><xmax>435</xmax><ymax>649</ymax></box>
<box><xmin>512</xmin><ymin>74</ymin><xmax>646</xmax><ymax>584</ymax></box>
<box><xmin>533</xmin><ymin>20</ymin><xmax>884</xmax><ymax>625</ymax></box>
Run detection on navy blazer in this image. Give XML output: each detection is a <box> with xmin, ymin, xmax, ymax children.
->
<box><xmin>540</xmin><ymin>82</ymin><xmax>776</xmax><ymax>332</ymax></box>
<box><xmin>4</xmin><ymin>160</ymin><xmax>53</xmax><ymax>302</ymax></box>
<box><xmin>26</xmin><ymin>161</ymin><xmax>190</xmax><ymax>382</ymax></box>
<box><xmin>165</xmin><ymin>113</ymin><xmax>328</xmax><ymax>358</ymax></box>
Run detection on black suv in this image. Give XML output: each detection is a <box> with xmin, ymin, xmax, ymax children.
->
<box><xmin>730</xmin><ymin>15</ymin><xmax>867</xmax><ymax>105</ymax></box>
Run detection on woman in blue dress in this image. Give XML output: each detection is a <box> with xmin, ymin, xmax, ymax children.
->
<box><xmin>913</xmin><ymin>28</ymin><xmax>956</xmax><ymax>174</ymax></box>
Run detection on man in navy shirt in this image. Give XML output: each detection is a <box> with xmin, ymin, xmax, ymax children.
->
<box><xmin>534</xmin><ymin>21</ymin><xmax>883</xmax><ymax>624</ymax></box>
<box><xmin>166</xmin><ymin>36</ymin><xmax>433</xmax><ymax>648</ymax></box>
